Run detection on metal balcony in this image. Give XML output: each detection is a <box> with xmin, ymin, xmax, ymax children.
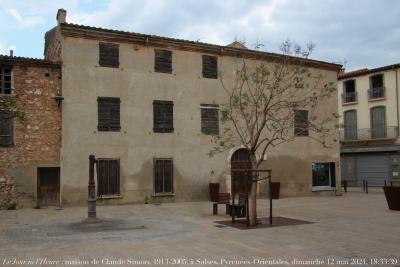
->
<box><xmin>340</xmin><ymin>126</ymin><xmax>398</xmax><ymax>142</ymax></box>
<box><xmin>368</xmin><ymin>87</ymin><xmax>385</xmax><ymax>100</ymax></box>
<box><xmin>341</xmin><ymin>91</ymin><xmax>357</xmax><ymax>104</ymax></box>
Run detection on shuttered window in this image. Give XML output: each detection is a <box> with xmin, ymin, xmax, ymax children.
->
<box><xmin>97</xmin><ymin>97</ymin><xmax>121</xmax><ymax>131</ymax></box>
<box><xmin>97</xmin><ymin>159</ymin><xmax>120</xmax><ymax>196</ymax></box>
<box><xmin>344</xmin><ymin>110</ymin><xmax>357</xmax><ymax>140</ymax></box>
<box><xmin>153</xmin><ymin>100</ymin><xmax>173</xmax><ymax>133</ymax></box>
<box><xmin>371</xmin><ymin>106</ymin><xmax>386</xmax><ymax>139</ymax></box>
<box><xmin>0</xmin><ymin>111</ymin><xmax>14</xmax><ymax>146</ymax></box>
<box><xmin>0</xmin><ymin>68</ymin><xmax>12</xmax><ymax>94</ymax></box>
<box><xmin>202</xmin><ymin>55</ymin><xmax>218</xmax><ymax>79</ymax></box>
<box><xmin>201</xmin><ymin>104</ymin><xmax>219</xmax><ymax>135</ymax></box>
<box><xmin>294</xmin><ymin>110</ymin><xmax>309</xmax><ymax>136</ymax></box>
<box><xmin>154</xmin><ymin>49</ymin><xmax>172</xmax><ymax>73</ymax></box>
<box><xmin>99</xmin><ymin>42</ymin><xmax>119</xmax><ymax>68</ymax></box>
<box><xmin>154</xmin><ymin>159</ymin><xmax>173</xmax><ymax>194</ymax></box>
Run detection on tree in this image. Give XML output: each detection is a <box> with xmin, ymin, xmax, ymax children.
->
<box><xmin>210</xmin><ymin>40</ymin><xmax>338</xmax><ymax>226</ymax></box>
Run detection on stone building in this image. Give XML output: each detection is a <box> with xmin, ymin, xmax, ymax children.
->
<box><xmin>0</xmin><ymin>55</ymin><xmax>61</xmax><ymax>209</ymax></box>
<box><xmin>41</xmin><ymin>9</ymin><xmax>342</xmax><ymax>206</ymax></box>
<box><xmin>338</xmin><ymin>64</ymin><xmax>400</xmax><ymax>186</ymax></box>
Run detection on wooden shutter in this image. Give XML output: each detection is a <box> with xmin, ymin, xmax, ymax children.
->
<box><xmin>154</xmin><ymin>159</ymin><xmax>173</xmax><ymax>194</ymax></box>
<box><xmin>153</xmin><ymin>100</ymin><xmax>173</xmax><ymax>133</ymax></box>
<box><xmin>163</xmin><ymin>160</ymin><xmax>172</xmax><ymax>193</ymax></box>
<box><xmin>294</xmin><ymin>110</ymin><xmax>309</xmax><ymax>136</ymax></box>
<box><xmin>108</xmin><ymin>159</ymin><xmax>120</xmax><ymax>195</ymax></box>
<box><xmin>99</xmin><ymin>42</ymin><xmax>119</xmax><ymax>68</ymax></box>
<box><xmin>202</xmin><ymin>55</ymin><xmax>218</xmax><ymax>79</ymax></box>
<box><xmin>0</xmin><ymin>111</ymin><xmax>13</xmax><ymax>146</ymax></box>
<box><xmin>154</xmin><ymin>160</ymin><xmax>164</xmax><ymax>194</ymax></box>
<box><xmin>97</xmin><ymin>160</ymin><xmax>109</xmax><ymax>196</ymax></box>
<box><xmin>97</xmin><ymin>97</ymin><xmax>121</xmax><ymax>131</ymax></box>
<box><xmin>371</xmin><ymin>106</ymin><xmax>386</xmax><ymax>138</ymax></box>
<box><xmin>201</xmin><ymin>104</ymin><xmax>219</xmax><ymax>135</ymax></box>
<box><xmin>154</xmin><ymin>49</ymin><xmax>172</xmax><ymax>73</ymax></box>
<box><xmin>97</xmin><ymin>159</ymin><xmax>120</xmax><ymax>196</ymax></box>
<box><xmin>344</xmin><ymin>110</ymin><xmax>357</xmax><ymax>140</ymax></box>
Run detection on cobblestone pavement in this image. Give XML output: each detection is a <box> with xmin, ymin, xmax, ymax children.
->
<box><xmin>0</xmin><ymin>192</ymin><xmax>399</xmax><ymax>267</ymax></box>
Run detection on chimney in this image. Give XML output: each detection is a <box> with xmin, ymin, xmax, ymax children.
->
<box><xmin>57</xmin><ymin>9</ymin><xmax>67</xmax><ymax>25</ymax></box>
<box><xmin>10</xmin><ymin>50</ymin><xmax>14</xmax><ymax>57</ymax></box>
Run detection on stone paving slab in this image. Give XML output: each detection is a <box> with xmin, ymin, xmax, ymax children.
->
<box><xmin>0</xmin><ymin>192</ymin><xmax>399</xmax><ymax>267</ymax></box>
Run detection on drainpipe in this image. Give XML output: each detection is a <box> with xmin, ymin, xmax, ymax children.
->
<box><xmin>396</xmin><ymin>68</ymin><xmax>399</xmax><ymax>136</ymax></box>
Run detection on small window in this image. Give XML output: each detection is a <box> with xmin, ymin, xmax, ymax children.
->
<box><xmin>153</xmin><ymin>100</ymin><xmax>173</xmax><ymax>133</ymax></box>
<box><xmin>0</xmin><ymin>68</ymin><xmax>12</xmax><ymax>94</ymax></box>
<box><xmin>0</xmin><ymin>111</ymin><xmax>14</xmax><ymax>146</ymax></box>
<box><xmin>97</xmin><ymin>97</ymin><xmax>121</xmax><ymax>132</ymax></box>
<box><xmin>154</xmin><ymin>49</ymin><xmax>172</xmax><ymax>73</ymax></box>
<box><xmin>369</xmin><ymin>74</ymin><xmax>385</xmax><ymax>99</ymax></box>
<box><xmin>312</xmin><ymin>162</ymin><xmax>336</xmax><ymax>189</ymax></box>
<box><xmin>370</xmin><ymin>74</ymin><xmax>383</xmax><ymax>89</ymax></box>
<box><xmin>202</xmin><ymin>55</ymin><xmax>218</xmax><ymax>79</ymax></box>
<box><xmin>97</xmin><ymin>159</ymin><xmax>120</xmax><ymax>196</ymax></box>
<box><xmin>154</xmin><ymin>158</ymin><xmax>173</xmax><ymax>194</ymax></box>
<box><xmin>201</xmin><ymin>104</ymin><xmax>219</xmax><ymax>135</ymax></box>
<box><xmin>294</xmin><ymin>110</ymin><xmax>309</xmax><ymax>136</ymax></box>
<box><xmin>343</xmin><ymin>79</ymin><xmax>356</xmax><ymax>103</ymax></box>
<box><xmin>99</xmin><ymin>42</ymin><xmax>119</xmax><ymax>68</ymax></box>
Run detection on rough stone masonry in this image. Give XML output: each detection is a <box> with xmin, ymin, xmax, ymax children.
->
<box><xmin>0</xmin><ymin>56</ymin><xmax>61</xmax><ymax>209</ymax></box>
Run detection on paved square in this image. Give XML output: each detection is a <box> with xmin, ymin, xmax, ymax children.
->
<box><xmin>0</xmin><ymin>191</ymin><xmax>399</xmax><ymax>267</ymax></box>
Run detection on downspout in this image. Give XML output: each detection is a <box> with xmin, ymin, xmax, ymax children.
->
<box><xmin>396</xmin><ymin>68</ymin><xmax>399</xmax><ymax>136</ymax></box>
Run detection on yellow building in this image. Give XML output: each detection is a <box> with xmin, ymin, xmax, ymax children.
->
<box><xmin>338</xmin><ymin>64</ymin><xmax>400</xmax><ymax>186</ymax></box>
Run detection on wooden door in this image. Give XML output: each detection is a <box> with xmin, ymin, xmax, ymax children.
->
<box><xmin>231</xmin><ymin>149</ymin><xmax>252</xmax><ymax>194</ymax></box>
<box><xmin>37</xmin><ymin>167</ymin><xmax>60</xmax><ymax>207</ymax></box>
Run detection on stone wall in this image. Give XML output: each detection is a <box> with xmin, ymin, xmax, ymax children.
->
<box><xmin>0</xmin><ymin>61</ymin><xmax>61</xmax><ymax>209</ymax></box>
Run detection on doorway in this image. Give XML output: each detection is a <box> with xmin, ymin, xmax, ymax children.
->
<box><xmin>37</xmin><ymin>167</ymin><xmax>60</xmax><ymax>207</ymax></box>
<box><xmin>231</xmin><ymin>148</ymin><xmax>252</xmax><ymax>194</ymax></box>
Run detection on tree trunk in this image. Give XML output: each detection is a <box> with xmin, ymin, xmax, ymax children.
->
<box><xmin>249</xmin><ymin>153</ymin><xmax>258</xmax><ymax>226</ymax></box>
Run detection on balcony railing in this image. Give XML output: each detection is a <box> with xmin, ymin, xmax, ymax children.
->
<box><xmin>340</xmin><ymin>126</ymin><xmax>398</xmax><ymax>142</ymax></box>
<box><xmin>368</xmin><ymin>87</ymin><xmax>385</xmax><ymax>100</ymax></box>
<box><xmin>341</xmin><ymin>91</ymin><xmax>357</xmax><ymax>104</ymax></box>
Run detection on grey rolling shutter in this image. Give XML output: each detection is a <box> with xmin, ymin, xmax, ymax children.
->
<box><xmin>153</xmin><ymin>100</ymin><xmax>173</xmax><ymax>133</ymax></box>
<box><xmin>99</xmin><ymin>42</ymin><xmax>119</xmax><ymax>68</ymax></box>
<box><xmin>97</xmin><ymin>97</ymin><xmax>121</xmax><ymax>132</ymax></box>
<box><xmin>154</xmin><ymin>49</ymin><xmax>172</xmax><ymax>73</ymax></box>
<box><xmin>0</xmin><ymin>111</ymin><xmax>13</xmax><ymax>146</ymax></box>
<box><xmin>201</xmin><ymin>105</ymin><xmax>219</xmax><ymax>135</ymax></box>
<box><xmin>371</xmin><ymin>107</ymin><xmax>386</xmax><ymax>139</ymax></box>
<box><xmin>202</xmin><ymin>55</ymin><xmax>218</xmax><ymax>79</ymax></box>
<box><xmin>344</xmin><ymin>110</ymin><xmax>357</xmax><ymax>140</ymax></box>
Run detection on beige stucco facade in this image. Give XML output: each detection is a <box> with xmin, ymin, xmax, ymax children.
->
<box><xmin>45</xmin><ymin>10</ymin><xmax>341</xmax><ymax>206</ymax></box>
<box><xmin>338</xmin><ymin>67</ymin><xmax>400</xmax><ymax>133</ymax></box>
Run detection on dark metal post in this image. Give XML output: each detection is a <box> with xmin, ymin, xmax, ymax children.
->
<box><xmin>83</xmin><ymin>154</ymin><xmax>101</xmax><ymax>224</ymax></box>
<box><xmin>269</xmin><ymin>177</ymin><xmax>272</xmax><ymax>225</ymax></box>
<box><xmin>343</xmin><ymin>180</ymin><xmax>347</xmax><ymax>193</ymax></box>
<box><xmin>366</xmin><ymin>180</ymin><xmax>368</xmax><ymax>194</ymax></box>
<box><xmin>245</xmin><ymin>170</ymin><xmax>249</xmax><ymax>227</ymax></box>
<box><xmin>384</xmin><ymin>180</ymin><xmax>387</xmax><ymax>186</ymax></box>
<box><xmin>363</xmin><ymin>180</ymin><xmax>365</xmax><ymax>192</ymax></box>
<box><xmin>231</xmin><ymin>171</ymin><xmax>235</xmax><ymax>223</ymax></box>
